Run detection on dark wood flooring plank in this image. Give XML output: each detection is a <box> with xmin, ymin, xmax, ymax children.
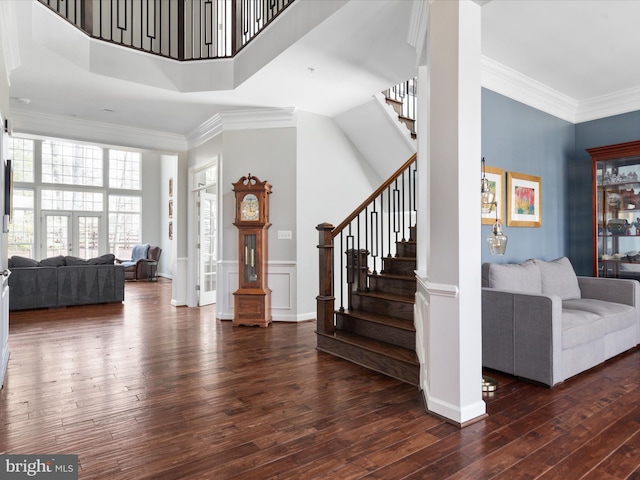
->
<box><xmin>1</xmin><ymin>280</ymin><xmax>639</xmax><ymax>480</ymax></box>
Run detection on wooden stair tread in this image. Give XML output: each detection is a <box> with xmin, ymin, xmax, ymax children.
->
<box><xmin>369</xmin><ymin>272</ymin><xmax>415</xmax><ymax>281</ymax></box>
<box><xmin>317</xmin><ymin>330</ymin><xmax>418</xmax><ymax>365</ymax></box>
<box><xmin>339</xmin><ymin>309</ymin><xmax>415</xmax><ymax>332</ymax></box>
<box><xmin>354</xmin><ymin>290</ymin><xmax>415</xmax><ymax>304</ymax></box>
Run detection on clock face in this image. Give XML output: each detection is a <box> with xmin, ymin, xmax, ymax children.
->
<box><xmin>241</xmin><ymin>194</ymin><xmax>260</xmax><ymax>221</ymax></box>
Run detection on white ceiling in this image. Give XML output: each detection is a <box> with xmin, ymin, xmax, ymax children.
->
<box><xmin>6</xmin><ymin>0</ymin><xmax>640</xmax><ymax>143</ymax></box>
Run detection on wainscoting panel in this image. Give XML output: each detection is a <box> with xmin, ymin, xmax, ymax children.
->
<box><xmin>218</xmin><ymin>260</ymin><xmax>302</xmax><ymax>322</ymax></box>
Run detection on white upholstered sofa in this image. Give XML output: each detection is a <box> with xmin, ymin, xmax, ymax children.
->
<box><xmin>482</xmin><ymin>257</ymin><xmax>640</xmax><ymax>387</ymax></box>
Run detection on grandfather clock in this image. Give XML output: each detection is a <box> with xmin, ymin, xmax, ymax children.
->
<box><xmin>232</xmin><ymin>174</ymin><xmax>272</xmax><ymax>327</ymax></box>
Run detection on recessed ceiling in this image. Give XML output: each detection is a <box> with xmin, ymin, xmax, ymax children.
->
<box><xmin>7</xmin><ymin>0</ymin><xmax>640</xmax><ymax>143</ymax></box>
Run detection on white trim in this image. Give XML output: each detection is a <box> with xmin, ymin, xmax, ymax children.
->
<box><xmin>186</xmin><ymin>107</ymin><xmax>297</xmax><ymax>151</ymax></box>
<box><xmin>220</xmin><ymin>107</ymin><xmax>297</xmax><ymax>131</ymax></box>
<box><xmin>407</xmin><ymin>0</ymin><xmax>429</xmax><ymax>66</ymax></box>
<box><xmin>481</xmin><ymin>56</ymin><xmax>577</xmax><ymax>123</ymax></box>
<box><xmin>575</xmin><ymin>86</ymin><xmax>640</xmax><ymax>124</ymax></box>
<box><xmin>186</xmin><ymin>116</ymin><xmax>223</xmax><ymax>150</ymax></box>
<box><xmin>217</xmin><ymin>259</ymin><xmax>300</xmax><ymax>322</ymax></box>
<box><xmin>10</xmin><ymin>109</ymin><xmax>188</xmax><ymax>152</ymax></box>
<box><xmin>416</xmin><ymin>274</ymin><xmax>459</xmax><ymax>299</ymax></box>
<box><xmin>423</xmin><ymin>387</ymin><xmax>487</xmax><ymax>425</ymax></box>
<box><xmin>481</xmin><ymin>55</ymin><xmax>640</xmax><ymax>124</ymax></box>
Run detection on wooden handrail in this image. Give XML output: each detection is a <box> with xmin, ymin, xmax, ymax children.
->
<box><xmin>332</xmin><ymin>153</ymin><xmax>417</xmax><ymax>237</ymax></box>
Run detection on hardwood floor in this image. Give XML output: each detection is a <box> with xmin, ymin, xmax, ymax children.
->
<box><xmin>1</xmin><ymin>280</ymin><xmax>639</xmax><ymax>479</ymax></box>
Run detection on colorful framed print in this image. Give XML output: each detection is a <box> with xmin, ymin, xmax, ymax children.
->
<box><xmin>507</xmin><ymin>171</ymin><xmax>541</xmax><ymax>227</ymax></box>
<box><xmin>481</xmin><ymin>165</ymin><xmax>504</xmax><ymax>225</ymax></box>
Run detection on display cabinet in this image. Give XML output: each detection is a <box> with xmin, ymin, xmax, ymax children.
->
<box><xmin>588</xmin><ymin>140</ymin><xmax>640</xmax><ymax>278</ymax></box>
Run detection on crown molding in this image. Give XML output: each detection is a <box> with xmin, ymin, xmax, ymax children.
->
<box><xmin>481</xmin><ymin>56</ymin><xmax>578</xmax><ymax>123</ymax></box>
<box><xmin>186</xmin><ymin>107</ymin><xmax>297</xmax><ymax>150</ymax></box>
<box><xmin>10</xmin><ymin>109</ymin><xmax>188</xmax><ymax>152</ymax></box>
<box><xmin>575</xmin><ymin>86</ymin><xmax>640</xmax><ymax>124</ymax></box>
<box><xmin>407</xmin><ymin>0</ymin><xmax>428</xmax><ymax>66</ymax></box>
<box><xmin>185</xmin><ymin>115</ymin><xmax>223</xmax><ymax>150</ymax></box>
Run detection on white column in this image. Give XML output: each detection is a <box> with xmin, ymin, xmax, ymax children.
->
<box><xmin>416</xmin><ymin>0</ymin><xmax>485</xmax><ymax>425</ymax></box>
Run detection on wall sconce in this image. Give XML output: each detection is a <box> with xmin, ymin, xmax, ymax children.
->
<box><xmin>481</xmin><ymin>157</ymin><xmax>508</xmax><ymax>255</ymax></box>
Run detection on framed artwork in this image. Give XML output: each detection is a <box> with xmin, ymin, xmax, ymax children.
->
<box><xmin>169</xmin><ymin>177</ymin><xmax>173</xmax><ymax>197</ymax></box>
<box><xmin>169</xmin><ymin>221</ymin><xmax>173</xmax><ymax>240</ymax></box>
<box><xmin>507</xmin><ymin>171</ymin><xmax>541</xmax><ymax>227</ymax></box>
<box><xmin>168</xmin><ymin>199</ymin><xmax>173</xmax><ymax>218</ymax></box>
<box><xmin>481</xmin><ymin>165</ymin><xmax>504</xmax><ymax>225</ymax></box>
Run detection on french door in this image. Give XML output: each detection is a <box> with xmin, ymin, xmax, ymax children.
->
<box><xmin>198</xmin><ymin>191</ymin><xmax>217</xmax><ymax>306</ymax></box>
<box><xmin>42</xmin><ymin>212</ymin><xmax>103</xmax><ymax>259</ymax></box>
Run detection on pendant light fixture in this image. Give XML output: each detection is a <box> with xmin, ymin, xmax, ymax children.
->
<box><xmin>481</xmin><ymin>158</ymin><xmax>508</xmax><ymax>255</ymax></box>
<box><xmin>481</xmin><ymin>157</ymin><xmax>495</xmax><ymax>214</ymax></box>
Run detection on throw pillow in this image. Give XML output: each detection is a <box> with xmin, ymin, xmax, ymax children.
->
<box><xmin>87</xmin><ymin>254</ymin><xmax>115</xmax><ymax>265</ymax></box>
<box><xmin>482</xmin><ymin>259</ymin><xmax>542</xmax><ymax>293</ymax></box>
<box><xmin>8</xmin><ymin>256</ymin><xmax>40</xmax><ymax>268</ymax></box>
<box><xmin>40</xmin><ymin>255</ymin><xmax>66</xmax><ymax>267</ymax></box>
<box><xmin>64</xmin><ymin>256</ymin><xmax>88</xmax><ymax>266</ymax></box>
<box><xmin>534</xmin><ymin>257</ymin><xmax>581</xmax><ymax>300</ymax></box>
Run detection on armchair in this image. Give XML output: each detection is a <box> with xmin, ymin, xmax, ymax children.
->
<box><xmin>116</xmin><ymin>244</ymin><xmax>162</xmax><ymax>281</ymax></box>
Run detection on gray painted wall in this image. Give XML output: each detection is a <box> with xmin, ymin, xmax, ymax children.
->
<box><xmin>222</xmin><ymin>127</ymin><xmax>297</xmax><ymax>263</ymax></box>
<box><xmin>481</xmin><ymin>89</ymin><xmax>575</xmax><ymax>265</ymax></box>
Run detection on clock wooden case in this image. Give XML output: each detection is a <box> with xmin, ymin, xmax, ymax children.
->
<box><xmin>232</xmin><ymin>174</ymin><xmax>272</xmax><ymax>327</ymax></box>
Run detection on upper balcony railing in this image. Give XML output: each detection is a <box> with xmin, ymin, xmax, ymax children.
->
<box><xmin>38</xmin><ymin>0</ymin><xmax>295</xmax><ymax>61</ymax></box>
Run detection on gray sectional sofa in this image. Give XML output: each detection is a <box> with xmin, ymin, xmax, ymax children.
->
<box><xmin>482</xmin><ymin>257</ymin><xmax>640</xmax><ymax>387</ymax></box>
<box><xmin>8</xmin><ymin>254</ymin><xmax>125</xmax><ymax>311</ymax></box>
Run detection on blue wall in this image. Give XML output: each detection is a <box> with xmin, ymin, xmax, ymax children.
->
<box><xmin>481</xmin><ymin>89</ymin><xmax>575</xmax><ymax>265</ymax></box>
<box><xmin>572</xmin><ymin>111</ymin><xmax>640</xmax><ymax>275</ymax></box>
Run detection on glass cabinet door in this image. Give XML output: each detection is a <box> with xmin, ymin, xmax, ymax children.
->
<box><xmin>595</xmin><ymin>156</ymin><xmax>640</xmax><ymax>278</ymax></box>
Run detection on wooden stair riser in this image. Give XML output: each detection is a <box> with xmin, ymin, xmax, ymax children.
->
<box><xmin>397</xmin><ymin>241</ymin><xmax>416</xmax><ymax>258</ymax></box>
<box><xmin>336</xmin><ymin>313</ymin><xmax>415</xmax><ymax>350</ymax></box>
<box><xmin>317</xmin><ymin>334</ymin><xmax>419</xmax><ymax>386</ymax></box>
<box><xmin>369</xmin><ymin>275</ymin><xmax>415</xmax><ymax>296</ymax></box>
<box><xmin>382</xmin><ymin>257</ymin><xmax>416</xmax><ymax>276</ymax></box>
<box><xmin>351</xmin><ymin>294</ymin><xmax>414</xmax><ymax>321</ymax></box>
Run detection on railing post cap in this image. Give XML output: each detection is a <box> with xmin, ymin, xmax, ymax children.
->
<box><xmin>316</xmin><ymin>222</ymin><xmax>334</xmax><ymax>231</ymax></box>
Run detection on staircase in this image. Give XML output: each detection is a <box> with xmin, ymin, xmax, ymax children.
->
<box><xmin>384</xmin><ymin>78</ymin><xmax>417</xmax><ymax>139</ymax></box>
<box><xmin>316</xmin><ymin>151</ymin><xmax>419</xmax><ymax>386</ymax></box>
<box><xmin>316</xmin><ymin>226</ymin><xmax>419</xmax><ymax>385</ymax></box>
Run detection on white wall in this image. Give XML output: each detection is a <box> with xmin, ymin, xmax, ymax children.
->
<box><xmin>295</xmin><ymin>110</ymin><xmax>380</xmax><ymax>318</ymax></box>
<box><xmin>159</xmin><ymin>154</ymin><xmax>177</xmax><ymax>277</ymax></box>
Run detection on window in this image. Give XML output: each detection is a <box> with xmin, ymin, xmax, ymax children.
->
<box><xmin>8</xmin><ymin>136</ymin><xmax>150</xmax><ymax>260</ymax></box>
<box><xmin>109</xmin><ymin>149</ymin><xmax>141</xmax><ymax>190</ymax></box>
<box><xmin>7</xmin><ymin>189</ymin><xmax>35</xmax><ymax>258</ymax></box>
<box><xmin>41</xmin><ymin>140</ymin><xmax>103</xmax><ymax>186</ymax></box>
<box><xmin>109</xmin><ymin>195</ymin><xmax>141</xmax><ymax>259</ymax></box>
<box><xmin>41</xmin><ymin>190</ymin><xmax>104</xmax><ymax>211</ymax></box>
<box><xmin>8</xmin><ymin>138</ymin><xmax>34</xmax><ymax>183</ymax></box>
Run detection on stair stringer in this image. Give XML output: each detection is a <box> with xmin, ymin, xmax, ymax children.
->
<box><xmin>334</xmin><ymin>94</ymin><xmax>417</xmax><ymax>181</ymax></box>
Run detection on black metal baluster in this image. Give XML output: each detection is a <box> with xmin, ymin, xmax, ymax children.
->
<box><xmin>370</xmin><ymin>202</ymin><xmax>378</xmax><ymax>275</ymax></box>
<box><xmin>346</xmin><ymin>224</ymin><xmax>354</xmax><ymax>311</ymax></box>
<box><xmin>339</xmin><ymin>231</ymin><xmax>344</xmax><ymax>313</ymax></box>
<box><xmin>393</xmin><ymin>179</ymin><xmax>400</xmax><ymax>256</ymax></box>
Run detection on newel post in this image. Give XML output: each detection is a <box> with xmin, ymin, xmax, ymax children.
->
<box><xmin>316</xmin><ymin>223</ymin><xmax>335</xmax><ymax>334</ymax></box>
